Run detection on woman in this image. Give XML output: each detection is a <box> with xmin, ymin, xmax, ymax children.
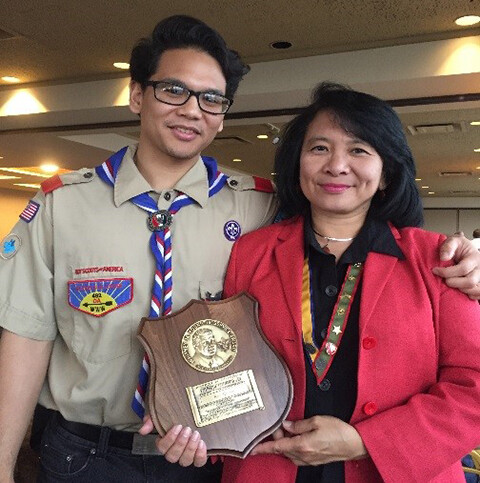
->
<box><xmin>221</xmin><ymin>83</ymin><xmax>480</xmax><ymax>482</ymax></box>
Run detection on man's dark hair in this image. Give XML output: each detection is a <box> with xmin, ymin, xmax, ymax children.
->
<box><xmin>130</xmin><ymin>15</ymin><xmax>249</xmax><ymax>100</ymax></box>
<box><xmin>274</xmin><ymin>82</ymin><xmax>424</xmax><ymax>228</ymax></box>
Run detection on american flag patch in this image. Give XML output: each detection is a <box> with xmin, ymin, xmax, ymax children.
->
<box><xmin>19</xmin><ymin>200</ymin><xmax>40</xmax><ymax>223</ymax></box>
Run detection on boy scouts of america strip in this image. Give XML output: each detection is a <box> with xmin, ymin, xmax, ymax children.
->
<box><xmin>19</xmin><ymin>200</ymin><xmax>40</xmax><ymax>223</ymax></box>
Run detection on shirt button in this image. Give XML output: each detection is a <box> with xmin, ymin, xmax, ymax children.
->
<box><xmin>325</xmin><ymin>285</ymin><xmax>337</xmax><ymax>297</ymax></box>
<box><xmin>363</xmin><ymin>401</ymin><xmax>378</xmax><ymax>416</ymax></box>
<box><xmin>164</xmin><ymin>192</ymin><xmax>171</xmax><ymax>201</ymax></box>
<box><xmin>305</xmin><ymin>343</ymin><xmax>316</xmax><ymax>354</ymax></box>
<box><xmin>362</xmin><ymin>337</ymin><xmax>377</xmax><ymax>350</ymax></box>
<box><xmin>83</xmin><ymin>172</ymin><xmax>93</xmax><ymax>179</ymax></box>
<box><xmin>229</xmin><ymin>179</ymin><xmax>238</xmax><ymax>187</ymax></box>
<box><xmin>319</xmin><ymin>378</ymin><xmax>331</xmax><ymax>391</ymax></box>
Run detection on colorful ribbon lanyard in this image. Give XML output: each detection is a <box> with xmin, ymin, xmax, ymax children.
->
<box><xmin>301</xmin><ymin>257</ymin><xmax>363</xmax><ymax>384</ymax></box>
<box><xmin>96</xmin><ymin>146</ymin><xmax>228</xmax><ymax>418</ymax></box>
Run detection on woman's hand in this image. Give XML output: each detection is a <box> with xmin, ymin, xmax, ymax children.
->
<box><xmin>434</xmin><ymin>233</ymin><xmax>480</xmax><ymax>299</ymax></box>
<box><xmin>139</xmin><ymin>415</ymin><xmax>207</xmax><ymax>467</ymax></box>
<box><xmin>250</xmin><ymin>416</ymin><xmax>368</xmax><ymax>466</ymax></box>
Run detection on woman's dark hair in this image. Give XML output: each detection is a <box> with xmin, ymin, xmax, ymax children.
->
<box><xmin>129</xmin><ymin>15</ymin><xmax>249</xmax><ymax>100</ymax></box>
<box><xmin>274</xmin><ymin>82</ymin><xmax>423</xmax><ymax>228</ymax></box>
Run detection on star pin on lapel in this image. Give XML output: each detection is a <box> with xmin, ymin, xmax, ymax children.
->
<box><xmin>332</xmin><ymin>325</ymin><xmax>342</xmax><ymax>336</ymax></box>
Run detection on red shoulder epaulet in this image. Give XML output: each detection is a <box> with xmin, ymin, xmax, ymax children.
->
<box><xmin>252</xmin><ymin>176</ymin><xmax>274</xmax><ymax>193</ymax></box>
<box><xmin>41</xmin><ymin>175</ymin><xmax>64</xmax><ymax>194</ymax></box>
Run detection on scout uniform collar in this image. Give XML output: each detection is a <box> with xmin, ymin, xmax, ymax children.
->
<box><xmin>113</xmin><ymin>145</ymin><xmax>211</xmax><ymax>208</ymax></box>
<box><xmin>96</xmin><ymin>145</ymin><xmax>229</xmax><ymax>418</ymax></box>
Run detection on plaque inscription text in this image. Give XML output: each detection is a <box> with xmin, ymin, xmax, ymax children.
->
<box><xmin>186</xmin><ymin>370</ymin><xmax>265</xmax><ymax>427</ymax></box>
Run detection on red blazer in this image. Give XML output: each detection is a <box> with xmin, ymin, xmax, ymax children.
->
<box><xmin>222</xmin><ymin>216</ymin><xmax>480</xmax><ymax>483</ymax></box>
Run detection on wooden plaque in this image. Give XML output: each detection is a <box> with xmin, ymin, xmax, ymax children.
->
<box><xmin>137</xmin><ymin>292</ymin><xmax>293</xmax><ymax>458</ymax></box>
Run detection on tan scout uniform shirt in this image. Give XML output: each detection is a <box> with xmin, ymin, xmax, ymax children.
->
<box><xmin>0</xmin><ymin>145</ymin><xmax>277</xmax><ymax>430</ymax></box>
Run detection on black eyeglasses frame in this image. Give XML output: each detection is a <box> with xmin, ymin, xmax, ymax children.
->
<box><xmin>143</xmin><ymin>80</ymin><xmax>232</xmax><ymax>115</ymax></box>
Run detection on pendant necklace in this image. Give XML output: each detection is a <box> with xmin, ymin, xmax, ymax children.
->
<box><xmin>312</xmin><ymin>227</ymin><xmax>354</xmax><ymax>250</ymax></box>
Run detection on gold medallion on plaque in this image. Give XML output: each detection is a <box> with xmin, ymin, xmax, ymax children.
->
<box><xmin>181</xmin><ymin>319</ymin><xmax>237</xmax><ymax>373</ymax></box>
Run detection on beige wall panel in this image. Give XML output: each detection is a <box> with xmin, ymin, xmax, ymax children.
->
<box><xmin>423</xmin><ymin>209</ymin><xmax>458</xmax><ymax>236</ymax></box>
<box><xmin>459</xmin><ymin>209</ymin><xmax>480</xmax><ymax>240</ymax></box>
<box><xmin>0</xmin><ymin>189</ymin><xmax>31</xmax><ymax>239</ymax></box>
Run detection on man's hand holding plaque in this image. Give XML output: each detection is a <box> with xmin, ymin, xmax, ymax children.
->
<box><xmin>138</xmin><ymin>417</ymin><xmax>208</xmax><ymax>467</ymax></box>
<box><xmin>137</xmin><ymin>293</ymin><xmax>293</xmax><ymax>458</ymax></box>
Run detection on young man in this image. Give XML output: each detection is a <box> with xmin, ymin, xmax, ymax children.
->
<box><xmin>0</xmin><ymin>16</ymin><xmax>276</xmax><ymax>483</ymax></box>
<box><xmin>0</xmin><ymin>15</ymin><xmax>478</xmax><ymax>483</ymax></box>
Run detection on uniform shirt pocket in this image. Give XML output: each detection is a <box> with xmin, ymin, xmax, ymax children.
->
<box><xmin>68</xmin><ymin>276</ymin><xmax>134</xmax><ymax>363</ymax></box>
<box><xmin>199</xmin><ymin>280</ymin><xmax>224</xmax><ymax>301</ymax></box>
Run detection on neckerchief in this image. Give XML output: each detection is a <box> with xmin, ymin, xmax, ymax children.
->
<box><xmin>96</xmin><ymin>146</ymin><xmax>228</xmax><ymax>418</ymax></box>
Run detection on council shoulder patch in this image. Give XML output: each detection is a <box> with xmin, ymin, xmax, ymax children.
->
<box><xmin>68</xmin><ymin>278</ymin><xmax>133</xmax><ymax>317</ymax></box>
<box><xmin>1</xmin><ymin>234</ymin><xmax>21</xmax><ymax>260</ymax></box>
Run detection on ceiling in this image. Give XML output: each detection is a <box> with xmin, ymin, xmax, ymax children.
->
<box><xmin>0</xmin><ymin>0</ymin><xmax>479</xmax><ymax>198</ymax></box>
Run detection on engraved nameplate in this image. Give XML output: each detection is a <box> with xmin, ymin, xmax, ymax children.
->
<box><xmin>186</xmin><ymin>369</ymin><xmax>265</xmax><ymax>428</ymax></box>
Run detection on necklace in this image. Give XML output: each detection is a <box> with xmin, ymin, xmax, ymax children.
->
<box><xmin>312</xmin><ymin>227</ymin><xmax>355</xmax><ymax>243</ymax></box>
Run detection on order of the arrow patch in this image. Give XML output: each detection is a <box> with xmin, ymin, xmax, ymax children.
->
<box><xmin>68</xmin><ymin>278</ymin><xmax>133</xmax><ymax>317</ymax></box>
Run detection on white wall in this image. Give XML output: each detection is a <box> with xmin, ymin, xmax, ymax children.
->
<box><xmin>422</xmin><ymin>197</ymin><xmax>480</xmax><ymax>236</ymax></box>
<box><xmin>0</xmin><ymin>189</ymin><xmax>31</xmax><ymax>239</ymax></box>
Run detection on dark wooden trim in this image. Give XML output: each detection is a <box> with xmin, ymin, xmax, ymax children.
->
<box><xmin>226</xmin><ymin>93</ymin><xmax>480</xmax><ymax>119</ymax></box>
<box><xmin>0</xmin><ymin>120</ymin><xmax>141</xmax><ymax>135</ymax></box>
<box><xmin>1</xmin><ymin>93</ymin><xmax>479</xmax><ymax>135</ymax></box>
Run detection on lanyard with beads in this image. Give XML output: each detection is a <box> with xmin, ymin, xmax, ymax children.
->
<box><xmin>301</xmin><ymin>258</ymin><xmax>363</xmax><ymax>385</ymax></box>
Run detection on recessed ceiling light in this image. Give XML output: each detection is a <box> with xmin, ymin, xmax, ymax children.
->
<box><xmin>40</xmin><ymin>163</ymin><xmax>59</xmax><ymax>173</ymax></box>
<box><xmin>271</xmin><ymin>172</ymin><xmax>277</xmax><ymax>176</ymax></box>
<box><xmin>113</xmin><ymin>62</ymin><xmax>130</xmax><ymax>70</ymax></box>
<box><xmin>14</xmin><ymin>183</ymin><xmax>41</xmax><ymax>189</ymax></box>
<box><xmin>232</xmin><ymin>158</ymin><xmax>242</xmax><ymax>162</ymax></box>
<box><xmin>474</xmin><ymin>148</ymin><xmax>480</xmax><ymax>152</ymax></box>
<box><xmin>455</xmin><ymin>15</ymin><xmax>480</xmax><ymax>26</ymax></box>
<box><xmin>421</xmin><ymin>185</ymin><xmax>429</xmax><ymax>189</ymax></box>
<box><xmin>0</xmin><ymin>167</ymin><xmax>51</xmax><ymax>178</ymax></box>
<box><xmin>476</xmin><ymin>166</ymin><xmax>480</xmax><ymax>170</ymax></box>
<box><xmin>0</xmin><ymin>91</ymin><xmax>47</xmax><ymax>115</ymax></box>
<box><xmin>257</xmin><ymin>134</ymin><xmax>269</xmax><ymax>139</ymax></box>
<box><xmin>270</xmin><ymin>41</ymin><xmax>293</xmax><ymax>50</ymax></box>
<box><xmin>1</xmin><ymin>76</ymin><xmax>20</xmax><ymax>83</ymax></box>
<box><xmin>428</xmin><ymin>191</ymin><xmax>435</xmax><ymax>195</ymax></box>
<box><xmin>471</xmin><ymin>121</ymin><xmax>480</xmax><ymax>126</ymax></box>
<box><xmin>0</xmin><ymin>175</ymin><xmax>20</xmax><ymax>180</ymax></box>
<box><xmin>415</xmin><ymin>178</ymin><xmax>422</xmax><ymax>181</ymax></box>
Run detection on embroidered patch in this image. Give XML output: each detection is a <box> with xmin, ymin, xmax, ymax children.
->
<box><xmin>223</xmin><ymin>220</ymin><xmax>241</xmax><ymax>241</ymax></box>
<box><xmin>68</xmin><ymin>278</ymin><xmax>133</xmax><ymax>317</ymax></box>
<box><xmin>74</xmin><ymin>266</ymin><xmax>125</xmax><ymax>276</ymax></box>
<box><xmin>0</xmin><ymin>234</ymin><xmax>21</xmax><ymax>260</ymax></box>
<box><xmin>19</xmin><ymin>200</ymin><xmax>40</xmax><ymax>223</ymax></box>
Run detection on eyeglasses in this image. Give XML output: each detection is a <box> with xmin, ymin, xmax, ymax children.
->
<box><xmin>144</xmin><ymin>80</ymin><xmax>232</xmax><ymax>115</ymax></box>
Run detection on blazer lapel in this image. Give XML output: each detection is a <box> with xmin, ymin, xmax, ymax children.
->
<box><xmin>274</xmin><ymin>217</ymin><xmax>305</xmax><ymax>339</ymax></box>
<box><xmin>360</xmin><ymin>251</ymin><xmax>398</xmax><ymax>328</ymax></box>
